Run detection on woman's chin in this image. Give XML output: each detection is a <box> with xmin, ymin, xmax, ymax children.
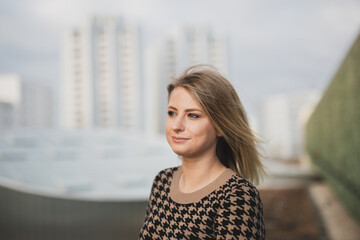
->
<box><xmin>171</xmin><ymin>148</ymin><xmax>185</xmax><ymax>156</ymax></box>
<box><xmin>170</xmin><ymin>146</ymin><xmax>191</xmax><ymax>157</ymax></box>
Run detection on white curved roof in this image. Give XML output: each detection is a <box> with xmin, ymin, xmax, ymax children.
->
<box><xmin>0</xmin><ymin>129</ymin><xmax>178</xmax><ymax>201</ymax></box>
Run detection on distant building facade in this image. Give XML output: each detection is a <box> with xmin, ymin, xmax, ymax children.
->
<box><xmin>0</xmin><ymin>74</ymin><xmax>21</xmax><ymax>130</ymax></box>
<box><xmin>146</xmin><ymin>26</ymin><xmax>229</xmax><ymax>134</ymax></box>
<box><xmin>0</xmin><ymin>74</ymin><xmax>53</xmax><ymax>130</ymax></box>
<box><xmin>61</xmin><ymin>16</ymin><xmax>141</xmax><ymax>130</ymax></box>
<box><xmin>259</xmin><ymin>91</ymin><xmax>320</xmax><ymax>161</ymax></box>
<box><xmin>19</xmin><ymin>82</ymin><xmax>53</xmax><ymax>128</ymax></box>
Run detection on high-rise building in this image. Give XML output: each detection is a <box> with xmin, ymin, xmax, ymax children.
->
<box><xmin>19</xmin><ymin>82</ymin><xmax>53</xmax><ymax>128</ymax></box>
<box><xmin>0</xmin><ymin>74</ymin><xmax>21</xmax><ymax>130</ymax></box>
<box><xmin>259</xmin><ymin>91</ymin><xmax>320</xmax><ymax>161</ymax></box>
<box><xmin>0</xmin><ymin>74</ymin><xmax>53</xmax><ymax>130</ymax></box>
<box><xmin>61</xmin><ymin>16</ymin><xmax>140</xmax><ymax>130</ymax></box>
<box><xmin>145</xmin><ymin>26</ymin><xmax>229</xmax><ymax>134</ymax></box>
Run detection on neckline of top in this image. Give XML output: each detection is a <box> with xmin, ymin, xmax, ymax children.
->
<box><xmin>169</xmin><ymin>165</ymin><xmax>235</xmax><ymax>204</ymax></box>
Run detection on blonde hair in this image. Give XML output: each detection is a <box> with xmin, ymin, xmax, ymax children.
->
<box><xmin>167</xmin><ymin>65</ymin><xmax>265</xmax><ymax>184</ymax></box>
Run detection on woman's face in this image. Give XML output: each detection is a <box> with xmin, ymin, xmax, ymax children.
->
<box><xmin>166</xmin><ymin>87</ymin><xmax>220</xmax><ymax>159</ymax></box>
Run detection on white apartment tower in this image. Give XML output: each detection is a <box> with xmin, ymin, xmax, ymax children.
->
<box><xmin>146</xmin><ymin>26</ymin><xmax>229</xmax><ymax>134</ymax></box>
<box><xmin>61</xmin><ymin>17</ymin><xmax>140</xmax><ymax>130</ymax></box>
<box><xmin>0</xmin><ymin>74</ymin><xmax>21</xmax><ymax>130</ymax></box>
<box><xmin>0</xmin><ymin>74</ymin><xmax>53</xmax><ymax>130</ymax></box>
<box><xmin>259</xmin><ymin>91</ymin><xmax>321</xmax><ymax>161</ymax></box>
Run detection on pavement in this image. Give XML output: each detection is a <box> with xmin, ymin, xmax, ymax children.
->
<box><xmin>309</xmin><ymin>183</ymin><xmax>360</xmax><ymax>240</ymax></box>
<box><xmin>258</xmin><ymin>159</ymin><xmax>360</xmax><ymax>240</ymax></box>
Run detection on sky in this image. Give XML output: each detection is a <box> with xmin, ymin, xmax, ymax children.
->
<box><xmin>0</xmin><ymin>0</ymin><xmax>360</xmax><ymax>116</ymax></box>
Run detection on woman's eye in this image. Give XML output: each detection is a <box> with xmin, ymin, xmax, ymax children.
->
<box><xmin>168</xmin><ymin>111</ymin><xmax>176</xmax><ymax>117</ymax></box>
<box><xmin>188</xmin><ymin>113</ymin><xmax>199</xmax><ymax>119</ymax></box>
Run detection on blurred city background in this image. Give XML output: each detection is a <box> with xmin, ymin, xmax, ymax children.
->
<box><xmin>0</xmin><ymin>0</ymin><xmax>360</xmax><ymax>239</ymax></box>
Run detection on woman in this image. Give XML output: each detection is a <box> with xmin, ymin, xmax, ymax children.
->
<box><xmin>139</xmin><ymin>65</ymin><xmax>265</xmax><ymax>239</ymax></box>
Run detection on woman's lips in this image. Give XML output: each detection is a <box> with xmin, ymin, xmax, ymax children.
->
<box><xmin>172</xmin><ymin>136</ymin><xmax>189</xmax><ymax>143</ymax></box>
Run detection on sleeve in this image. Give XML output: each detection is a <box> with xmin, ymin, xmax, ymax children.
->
<box><xmin>214</xmin><ymin>185</ymin><xmax>265</xmax><ymax>240</ymax></box>
<box><xmin>143</xmin><ymin>174</ymin><xmax>158</xmax><ymax>223</ymax></box>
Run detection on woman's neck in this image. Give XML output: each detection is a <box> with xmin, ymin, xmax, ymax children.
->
<box><xmin>180</xmin><ymin>153</ymin><xmax>227</xmax><ymax>193</ymax></box>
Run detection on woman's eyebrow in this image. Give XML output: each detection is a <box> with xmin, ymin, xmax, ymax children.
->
<box><xmin>168</xmin><ymin>106</ymin><xmax>202</xmax><ymax>112</ymax></box>
<box><xmin>168</xmin><ymin>106</ymin><xmax>177</xmax><ymax>111</ymax></box>
<box><xmin>184</xmin><ymin>108</ymin><xmax>202</xmax><ymax>113</ymax></box>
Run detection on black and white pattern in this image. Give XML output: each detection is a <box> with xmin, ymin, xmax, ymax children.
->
<box><xmin>139</xmin><ymin>167</ymin><xmax>265</xmax><ymax>240</ymax></box>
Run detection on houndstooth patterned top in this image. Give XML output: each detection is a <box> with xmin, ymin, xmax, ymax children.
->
<box><xmin>139</xmin><ymin>166</ymin><xmax>265</xmax><ymax>240</ymax></box>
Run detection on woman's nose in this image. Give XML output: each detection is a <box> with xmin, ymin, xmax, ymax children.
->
<box><xmin>172</xmin><ymin>116</ymin><xmax>185</xmax><ymax>132</ymax></box>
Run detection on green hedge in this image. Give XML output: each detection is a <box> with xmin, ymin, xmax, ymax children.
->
<box><xmin>305</xmin><ymin>32</ymin><xmax>360</xmax><ymax>223</ymax></box>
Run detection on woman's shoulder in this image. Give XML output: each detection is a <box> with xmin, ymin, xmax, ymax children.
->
<box><xmin>216</xmin><ymin>173</ymin><xmax>265</xmax><ymax>239</ymax></box>
<box><xmin>220</xmin><ymin>173</ymin><xmax>262</xmax><ymax>203</ymax></box>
